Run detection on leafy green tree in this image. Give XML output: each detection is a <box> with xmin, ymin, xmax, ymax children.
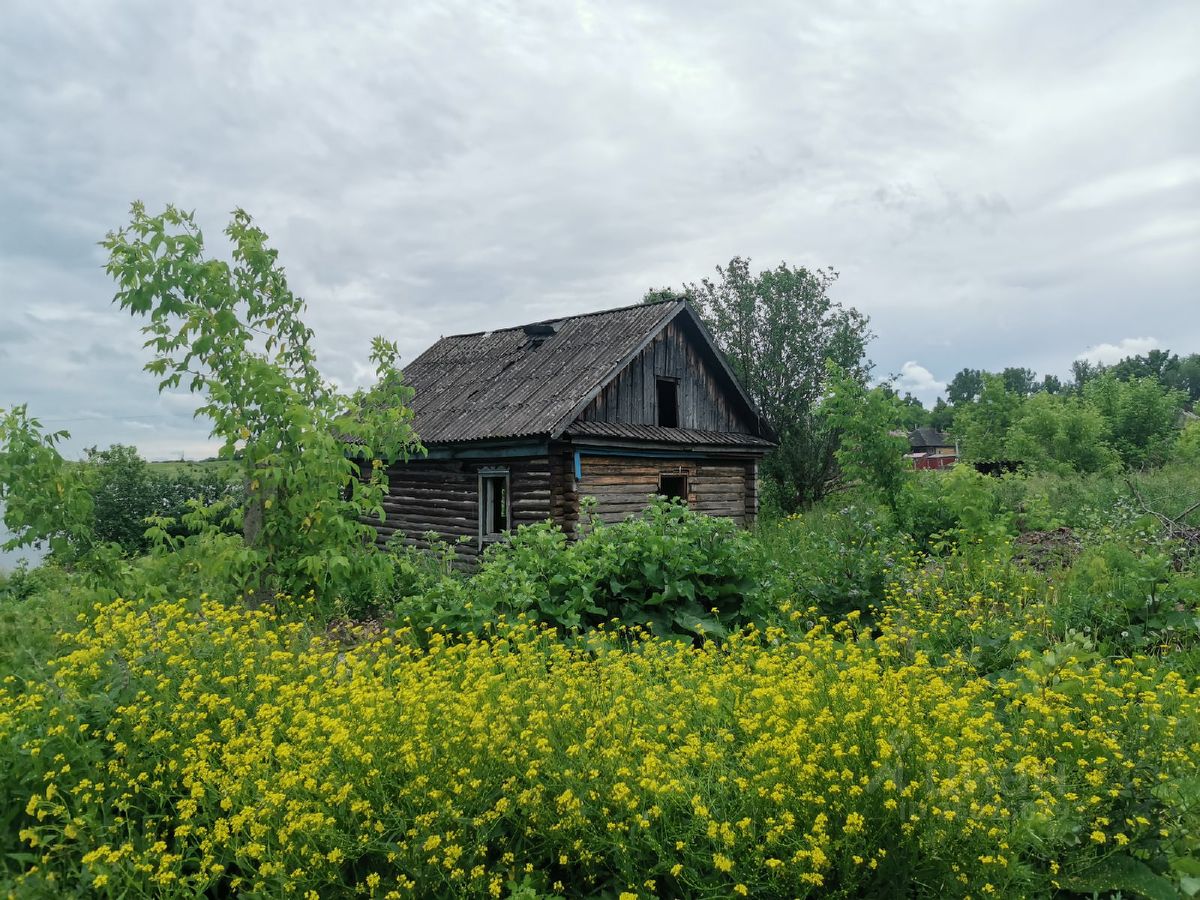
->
<box><xmin>880</xmin><ymin>388</ymin><xmax>931</xmax><ymax>430</ymax></box>
<box><xmin>674</xmin><ymin>257</ymin><xmax>871</xmax><ymax>508</ymax></box>
<box><xmin>1083</xmin><ymin>374</ymin><xmax>1186</xmax><ymax>468</ymax></box>
<box><xmin>929</xmin><ymin>397</ymin><xmax>955</xmax><ymax>431</ymax></box>
<box><xmin>1006</xmin><ymin>393</ymin><xmax>1117</xmax><ymax>474</ymax></box>
<box><xmin>1107</xmin><ymin>349</ymin><xmax>1200</xmax><ymax>405</ymax></box>
<box><xmin>1166</xmin><ymin>353</ymin><xmax>1200</xmax><ymax>403</ymax></box>
<box><xmin>84</xmin><ymin>444</ymin><xmax>157</xmax><ymax>551</ymax></box>
<box><xmin>1109</xmin><ymin>348</ymin><xmax>1176</xmax><ymax>384</ymax></box>
<box><xmin>1001</xmin><ymin>367</ymin><xmax>1039</xmax><ymax>397</ymax></box>
<box><xmin>82</xmin><ymin>446</ymin><xmax>242</xmax><ymax>554</ymax></box>
<box><xmin>954</xmin><ymin>375</ymin><xmax>1022</xmax><ymax>463</ymax></box>
<box><xmin>946</xmin><ymin>368</ymin><xmax>986</xmax><ymax>405</ymax></box>
<box><xmin>1040</xmin><ymin>374</ymin><xmax>1064</xmax><ymax>394</ymax></box>
<box><xmin>825</xmin><ymin>368</ymin><xmax>911</xmax><ymax>510</ymax></box>
<box><xmin>1070</xmin><ymin>359</ymin><xmax>1100</xmax><ymax>394</ymax></box>
<box><xmin>97</xmin><ymin>203</ymin><xmax>424</xmax><ymax>607</ymax></box>
<box><xmin>0</xmin><ymin>406</ymin><xmax>96</xmax><ymax>559</ymax></box>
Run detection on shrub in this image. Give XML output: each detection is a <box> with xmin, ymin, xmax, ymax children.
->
<box><xmin>5</xmin><ymin>595</ymin><xmax>1198</xmax><ymax>898</ymax></box>
<box><xmin>391</xmin><ymin>500</ymin><xmax>769</xmax><ymax>641</ymax></box>
<box><xmin>757</xmin><ymin>502</ymin><xmax>906</xmax><ymax>619</ymax></box>
<box><xmin>86</xmin><ymin>446</ymin><xmax>242</xmax><ymax>554</ymax></box>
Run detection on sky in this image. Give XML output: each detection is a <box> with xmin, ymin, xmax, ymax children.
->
<box><xmin>1</xmin><ymin>0</ymin><xmax>1197</xmax><ymax>460</ymax></box>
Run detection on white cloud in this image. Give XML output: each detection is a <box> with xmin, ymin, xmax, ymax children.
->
<box><xmin>892</xmin><ymin>361</ymin><xmax>946</xmax><ymax>405</ymax></box>
<box><xmin>0</xmin><ymin>0</ymin><xmax>1197</xmax><ymax>457</ymax></box>
<box><xmin>1074</xmin><ymin>337</ymin><xmax>1160</xmax><ymax>366</ymax></box>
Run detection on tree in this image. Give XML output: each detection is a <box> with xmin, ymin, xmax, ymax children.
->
<box><xmin>1040</xmin><ymin>374</ymin><xmax>1064</xmax><ymax>395</ymax></box>
<box><xmin>84</xmin><ymin>444</ymin><xmax>157</xmax><ymax>552</ymax></box>
<box><xmin>0</xmin><ymin>405</ymin><xmax>96</xmax><ymax>560</ymax></box>
<box><xmin>98</xmin><ymin>203</ymin><xmax>424</xmax><ymax>607</ymax></box>
<box><xmin>824</xmin><ymin>369</ymin><xmax>910</xmax><ymax>510</ymax></box>
<box><xmin>946</xmin><ymin>368</ymin><xmax>986</xmax><ymax>405</ymax></box>
<box><xmin>1109</xmin><ymin>348</ymin><xmax>1176</xmax><ymax>384</ymax></box>
<box><xmin>954</xmin><ymin>375</ymin><xmax>1022</xmax><ymax>463</ymax></box>
<box><xmin>1006</xmin><ymin>393</ymin><xmax>1117</xmax><ymax>474</ymax></box>
<box><xmin>929</xmin><ymin>397</ymin><xmax>955</xmax><ymax>431</ymax></box>
<box><xmin>675</xmin><ymin>257</ymin><xmax>871</xmax><ymax>508</ymax></box>
<box><xmin>1083</xmin><ymin>374</ymin><xmax>1185</xmax><ymax>468</ymax></box>
<box><xmin>899</xmin><ymin>392</ymin><xmax>931</xmax><ymax>429</ymax></box>
<box><xmin>1165</xmin><ymin>353</ymin><xmax>1200</xmax><ymax>404</ymax></box>
<box><xmin>1070</xmin><ymin>359</ymin><xmax>1101</xmax><ymax>394</ymax></box>
<box><xmin>1000</xmin><ymin>366</ymin><xmax>1039</xmax><ymax>397</ymax></box>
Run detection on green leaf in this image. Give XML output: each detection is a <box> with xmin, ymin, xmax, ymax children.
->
<box><xmin>1060</xmin><ymin>855</ymin><xmax>1179</xmax><ymax>900</ymax></box>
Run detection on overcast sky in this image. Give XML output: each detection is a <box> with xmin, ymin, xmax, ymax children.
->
<box><xmin>1</xmin><ymin>0</ymin><xmax>1197</xmax><ymax>459</ymax></box>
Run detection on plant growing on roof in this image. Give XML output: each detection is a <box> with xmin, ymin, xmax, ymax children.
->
<box><xmin>100</xmin><ymin>202</ymin><xmax>423</xmax><ymax>608</ymax></box>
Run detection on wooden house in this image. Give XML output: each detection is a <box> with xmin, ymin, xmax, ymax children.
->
<box><xmin>374</xmin><ymin>298</ymin><xmax>776</xmax><ymax>562</ymax></box>
<box><xmin>905</xmin><ymin>427</ymin><xmax>958</xmax><ymax>470</ymax></box>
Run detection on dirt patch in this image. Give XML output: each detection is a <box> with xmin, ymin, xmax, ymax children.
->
<box><xmin>1012</xmin><ymin>527</ymin><xmax>1082</xmax><ymax>571</ymax></box>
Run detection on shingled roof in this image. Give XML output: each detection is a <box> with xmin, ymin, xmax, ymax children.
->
<box><xmin>402</xmin><ymin>299</ymin><xmax>767</xmax><ymax>444</ymax></box>
<box><xmin>908</xmin><ymin>427</ymin><xmax>956</xmax><ymax>449</ymax></box>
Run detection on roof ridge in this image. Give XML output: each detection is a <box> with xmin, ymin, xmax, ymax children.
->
<box><xmin>436</xmin><ymin>296</ymin><xmax>683</xmax><ymax>340</ymax></box>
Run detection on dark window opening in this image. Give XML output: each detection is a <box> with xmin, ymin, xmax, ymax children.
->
<box><xmin>480</xmin><ymin>472</ymin><xmax>509</xmax><ymax>539</ymax></box>
<box><xmin>659</xmin><ymin>474</ymin><xmax>688</xmax><ymax>504</ymax></box>
<box><xmin>656</xmin><ymin>377</ymin><xmax>679</xmax><ymax>427</ymax></box>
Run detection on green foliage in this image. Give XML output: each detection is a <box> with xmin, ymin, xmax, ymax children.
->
<box><xmin>1109</xmin><ymin>348</ymin><xmax>1200</xmax><ymax>403</ymax></box>
<box><xmin>676</xmin><ymin>256</ymin><xmax>872</xmax><ymax>509</ymax></box>
<box><xmin>84</xmin><ymin>445</ymin><xmax>242</xmax><ymax>554</ymax></box>
<box><xmin>824</xmin><ymin>368</ymin><xmax>910</xmax><ymax>509</ymax></box>
<box><xmin>758</xmin><ymin>502</ymin><xmax>906</xmax><ymax>619</ymax></box>
<box><xmin>953</xmin><ymin>374</ymin><xmax>1022</xmax><ymax>463</ymax></box>
<box><xmin>928</xmin><ymin>396</ymin><xmax>954</xmax><ymax>430</ymax></box>
<box><xmin>0</xmin><ymin>563</ymin><xmax>79</xmax><ymax>681</ymax></box>
<box><xmin>1084</xmin><ymin>373</ymin><xmax>1186</xmax><ymax>468</ymax></box>
<box><xmin>945</xmin><ymin>367</ymin><xmax>985</xmax><ymax>405</ymax></box>
<box><xmin>0</xmin><ymin>406</ymin><xmax>96</xmax><ymax>560</ymax></box>
<box><xmin>100</xmin><ymin>203</ymin><xmax>423</xmax><ymax>612</ymax></box>
<box><xmin>391</xmin><ymin>500</ymin><xmax>768</xmax><ymax>641</ymax></box>
<box><xmin>895</xmin><ymin>465</ymin><xmax>1013</xmax><ymax>549</ymax></box>
<box><xmin>1177</xmin><ymin>419</ymin><xmax>1200</xmax><ymax>464</ymax></box>
<box><xmin>641</xmin><ymin>286</ymin><xmax>690</xmax><ymax>304</ymax></box>
<box><xmin>1005</xmin><ymin>392</ymin><xmax>1118</xmax><ymax>474</ymax></box>
<box><xmin>999</xmin><ymin>365</ymin><xmax>1039</xmax><ymax>397</ymax></box>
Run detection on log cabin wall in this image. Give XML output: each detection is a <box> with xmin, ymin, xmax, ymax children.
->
<box><xmin>577</xmin><ymin>319</ymin><xmax>755</xmax><ymax>433</ymax></box>
<box><xmin>573</xmin><ymin>455</ymin><xmax>753</xmax><ymax>526</ymax></box>
<box><xmin>376</xmin><ymin>455</ymin><xmax>554</xmax><ymax>561</ymax></box>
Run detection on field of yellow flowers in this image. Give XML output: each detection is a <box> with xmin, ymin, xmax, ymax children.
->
<box><xmin>4</xmin><ymin>578</ymin><xmax>1198</xmax><ymax>898</ymax></box>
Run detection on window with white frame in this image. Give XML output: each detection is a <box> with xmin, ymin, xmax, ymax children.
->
<box><xmin>478</xmin><ymin>467</ymin><xmax>509</xmax><ymax>542</ymax></box>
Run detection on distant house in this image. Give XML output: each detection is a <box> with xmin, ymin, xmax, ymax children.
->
<box><xmin>905</xmin><ymin>427</ymin><xmax>958</xmax><ymax>470</ymax></box>
<box><xmin>373</xmin><ymin>299</ymin><xmax>776</xmax><ymax>562</ymax></box>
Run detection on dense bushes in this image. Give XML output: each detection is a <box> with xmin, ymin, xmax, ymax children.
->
<box><xmin>390</xmin><ymin>500</ymin><xmax>768</xmax><ymax>640</ymax></box>
<box><xmin>85</xmin><ymin>446</ymin><xmax>242</xmax><ymax>553</ymax></box>
<box><xmin>4</xmin><ymin>458</ymin><xmax>1200</xmax><ymax>896</ymax></box>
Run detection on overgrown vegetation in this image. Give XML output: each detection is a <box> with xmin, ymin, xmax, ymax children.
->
<box><xmin>3</xmin><ymin>207</ymin><xmax>1200</xmax><ymax>897</ymax></box>
<box><xmin>4</xmin><ymin>461</ymin><xmax>1200</xmax><ymax>898</ymax></box>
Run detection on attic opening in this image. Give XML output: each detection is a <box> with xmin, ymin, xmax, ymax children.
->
<box><xmin>522</xmin><ymin>320</ymin><xmax>561</xmax><ymax>350</ymax></box>
<box><xmin>656</xmin><ymin>377</ymin><xmax>679</xmax><ymax>427</ymax></box>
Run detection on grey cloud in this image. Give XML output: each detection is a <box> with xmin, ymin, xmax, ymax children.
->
<box><xmin>1</xmin><ymin>0</ymin><xmax>1197</xmax><ymax>458</ymax></box>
